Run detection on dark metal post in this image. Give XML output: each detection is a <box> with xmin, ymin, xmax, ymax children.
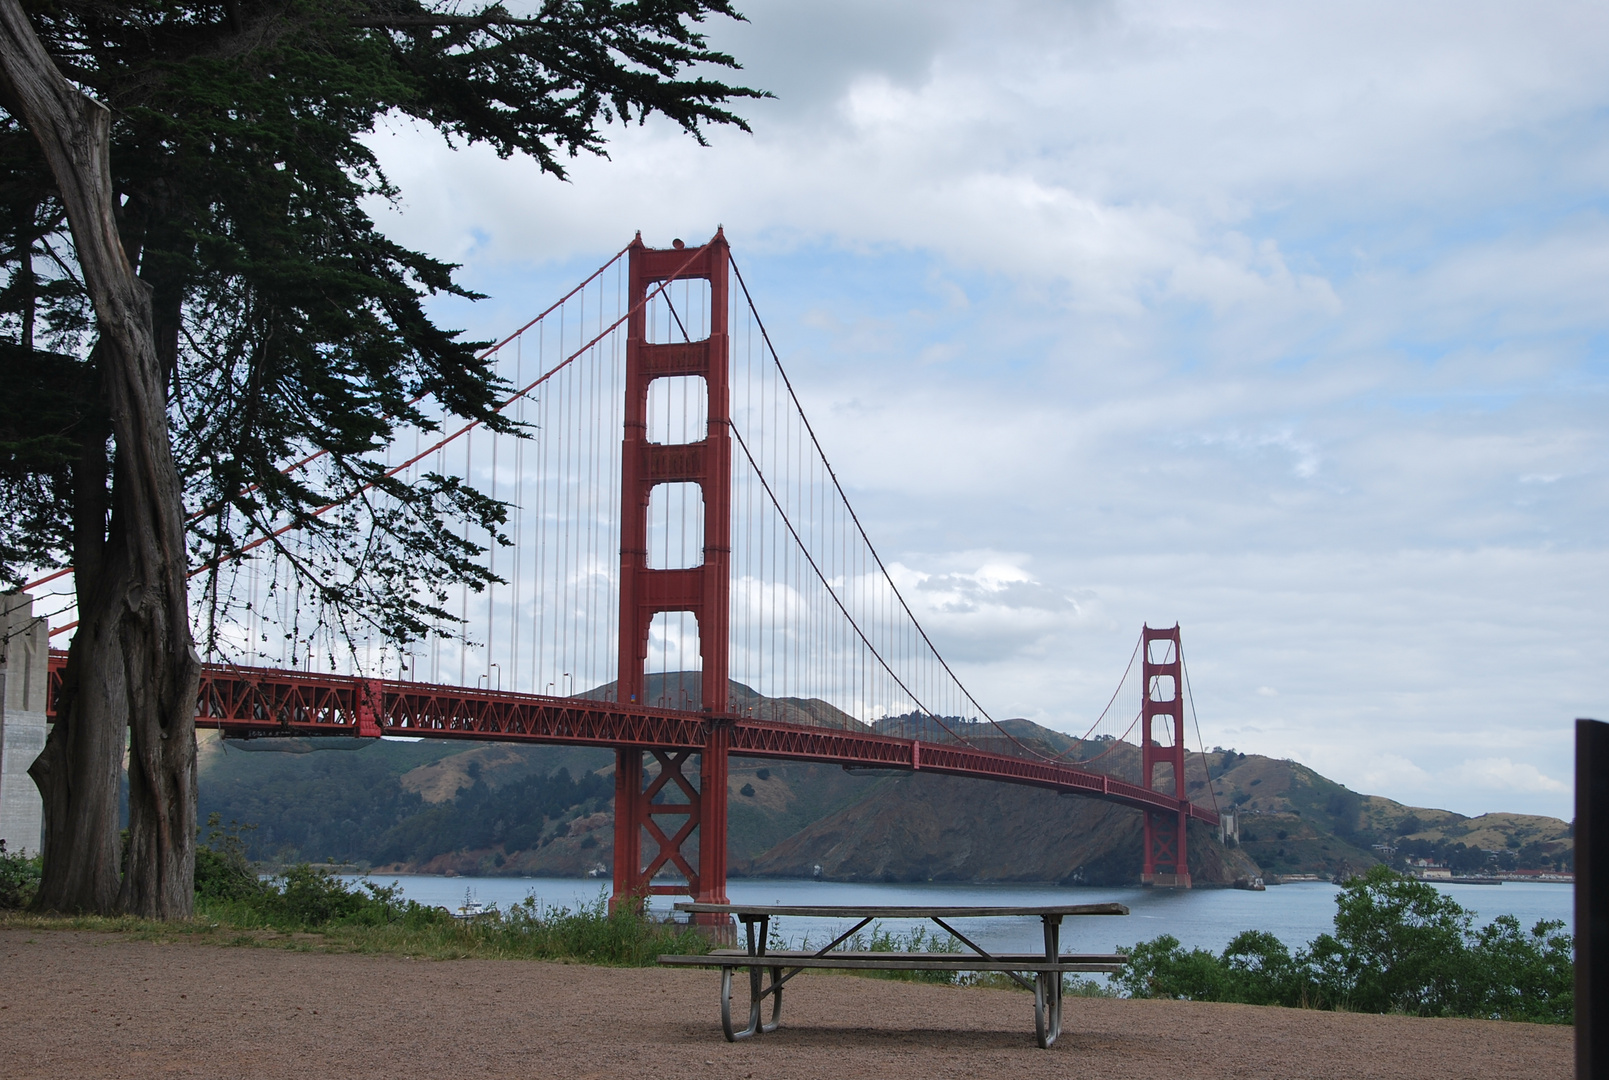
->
<box><xmin>1579</xmin><ymin>718</ymin><xmax>1608</xmax><ymax>1080</ymax></box>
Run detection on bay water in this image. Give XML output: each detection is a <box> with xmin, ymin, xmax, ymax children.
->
<box><xmin>350</xmin><ymin>874</ymin><xmax>1574</xmax><ymax>958</ymax></box>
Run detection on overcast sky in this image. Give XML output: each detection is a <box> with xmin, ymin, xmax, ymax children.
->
<box><xmin>364</xmin><ymin>0</ymin><xmax>1608</xmax><ymax>820</ymax></box>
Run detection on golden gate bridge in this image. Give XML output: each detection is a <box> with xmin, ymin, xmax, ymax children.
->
<box><xmin>35</xmin><ymin>230</ymin><xmax>1218</xmax><ymax>905</ymax></box>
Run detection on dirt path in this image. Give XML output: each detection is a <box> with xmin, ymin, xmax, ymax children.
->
<box><xmin>0</xmin><ymin>929</ymin><xmax>1570</xmax><ymax>1080</ymax></box>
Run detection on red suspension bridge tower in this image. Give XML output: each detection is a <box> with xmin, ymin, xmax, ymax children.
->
<box><xmin>1141</xmin><ymin>624</ymin><xmax>1191</xmax><ymax>888</ymax></box>
<box><xmin>612</xmin><ymin>231</ymin><xmax>733</xmax><ymax>909</ymax></box>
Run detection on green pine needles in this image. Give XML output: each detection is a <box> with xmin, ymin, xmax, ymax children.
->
<box><xmin>0</xmin><ymin>0</ymin><xmax>764</xmax><ymax>652</ymax></box>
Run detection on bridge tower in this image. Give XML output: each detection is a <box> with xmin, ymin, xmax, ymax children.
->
<box><xmin>1141</xmin><ymin>624</ymin><xmax>1191</xmax><ymax>888</ymax></box>
<box><xmin>613</xmin><ymin>231</ymin><xmax>732</xmax><ymax>911</ymax></box>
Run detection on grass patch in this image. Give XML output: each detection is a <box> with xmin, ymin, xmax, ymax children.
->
<box><xmin>1</xmin><ymin>889</ymin><xmax>710</xmax><ymax>965</ymax></box>
<box><xmin>4</xmin><ymin>824</ymin><xmax>707</xmax><ymax>967</ymax></box>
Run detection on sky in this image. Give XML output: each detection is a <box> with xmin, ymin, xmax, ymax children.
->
<box><xmin>361</xmin><ymin>0</ymin><xmax>1609</xmax><ymax>820</ymax></box>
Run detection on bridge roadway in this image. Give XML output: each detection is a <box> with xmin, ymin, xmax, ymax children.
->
<box><xmin>47</xmin><ymin>655</ymin><xmax>1216</xmax><ymax>825</ymax></box>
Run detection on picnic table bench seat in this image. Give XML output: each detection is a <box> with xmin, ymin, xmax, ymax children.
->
<box><xmin>660</xmin><ymin>948</ymin><xmax>1129</xmax><ymax>973</ymax></box>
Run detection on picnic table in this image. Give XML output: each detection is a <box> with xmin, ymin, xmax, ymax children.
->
<box><xmin>658</xmin><ymin>901</ymin><xmax>1129</xmax><ymax>1048</ymax></box>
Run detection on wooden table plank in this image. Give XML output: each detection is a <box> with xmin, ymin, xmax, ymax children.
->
<box><xmin>658</xmin><ymin>954</ymin><xmax>1126</xmax><ymax>973</ymax></box>
<box><xmin>674</xmin><ymin>902</ymin><xmax>1129</xmax><ymax>918</ymax></box>
<box><xmin>706</xmin><ymin>949</ymin><xmax>1128</xmax><ymax>963</ymax></box>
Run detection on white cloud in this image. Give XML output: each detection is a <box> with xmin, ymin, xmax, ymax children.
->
<box><xmin>353</xmin><ymin>0</ymin><xmax>1609</xmax><ymax>820</ymax></box>
<box><xmin>1446</xmin><ymin>758</ymin><xmax>1570</xmax><ymax>796</ymax></box>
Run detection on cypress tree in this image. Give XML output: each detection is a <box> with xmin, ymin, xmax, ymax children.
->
<box><xmin>0</xmin><ymin>0</ymin><xmax>761</xmax><ymax>916</ymax></box>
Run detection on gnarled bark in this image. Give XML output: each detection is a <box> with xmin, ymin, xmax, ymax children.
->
<box><xmin>0</xmin><ymin>0</ymin><xmax>199</xmax><ymax>918</ymax></box>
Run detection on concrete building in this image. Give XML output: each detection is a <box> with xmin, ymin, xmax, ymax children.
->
<box><xmin>1</xmin><ymin>591</ymin><xmax>48</xmax><ymax>855</ymax></box>
<box><xmin>1218</xmin><ymin>807</ymin><xmax>1240</xmax><ymax>845</ymax></box>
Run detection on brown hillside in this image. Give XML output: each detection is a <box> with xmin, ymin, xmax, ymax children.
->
<box><xmin>397</xmin><ymin>743</ymin><xmax>612</xmax><ymax>805</ymax></box>
<box><xmin>577</xmin><ymin>673</ymin><xmax>870</xmax><ymax>730</ymax></box>
<box><xmin>374</xmin><ymin>758</ymin><xmax>885</xmax><ymax>879</ymax></box>
<box><xmin>746</xmin><ymin>768</ymin><xmax>1259</xmax><ymax>886</ymax></box>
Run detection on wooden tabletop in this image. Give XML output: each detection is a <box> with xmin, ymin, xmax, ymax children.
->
<box><xmin>673</xmin><ymin>902</ymin><xmax>1129</xmax><ymax>918</ymax></box>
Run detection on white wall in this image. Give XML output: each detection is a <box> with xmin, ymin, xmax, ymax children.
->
<box><xmin>0</xmin><ymin>592</ymin><xmax>48</xmax><ymax>856</ymax></box>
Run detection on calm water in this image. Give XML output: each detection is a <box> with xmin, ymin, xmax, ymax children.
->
<box><xmin>351</xmin><ymin>874</ymin><xmax>1574</xmax><ymax>957</ymax></box>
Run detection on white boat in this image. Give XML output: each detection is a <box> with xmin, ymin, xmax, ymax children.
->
<box><xmin>454</xmin><ymin>889</ymin><xmax>490</xmax><ymax>918</ymax></box>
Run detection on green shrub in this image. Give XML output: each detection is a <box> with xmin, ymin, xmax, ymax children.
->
<box><xmin>0</xmin><ymin>840</ymin><xmax>41</xmax><ymax>909</ymax></box>
<box><xmin>1220</xmin><ymin>930</ymin><xmax>1304</xmax><ymax>1006</ymax></box>
<box><xmin>1319</xmin><ymin>866</ymin><xmax>1481</xmax><ymax>1015</ymax></box>
<box><xmin>1468</xmin><ymin>914</ymin><xmax>1574</xmax><ymax>1023</ymax></box>
<box><xmin>199</xmin><ymin>865</ymin><xmax>438</xmax><ymax>931</ymax></box>
<box><xmin>273</xmin><ymin>866</ymin><xmax>403</xmax><ymax>927</ymax></box>
<box><xmin>1117</xmin><ymin>865</ymin><xmax>1573</xmax><ymax>1023</ymax></box>
<box><xmin>1115</xmin><ymin>935</ymin><xmax>1231</xmax><ymax>1001</ymax></box>
<box><xmin>489</xmin><ymin>894</ymin><xmax>710</xmax><ymax>965</ymax></box>
<box><xmin>194</xmin><ymin>815</ymin><xmax>266</xmax><ymax>902</ymax></box>
<box><xmin>191</xmin><ymin>866</ymin><xmax>703</xmax><ymax>965</ymax></box>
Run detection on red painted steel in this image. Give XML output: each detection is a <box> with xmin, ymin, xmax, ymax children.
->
<box><xmin>615</xmin><ymin>232</ymin><xmax>733</xmax><ymax>911</ymax></box>
<box><xmin>45</xmin><ymin>651</ymin><xmax>1218</xmax><ymax>828</ymax></box>
<box><xmin>1140</xmin><ymin>624</ymin><xmax>1192</xmax><ymax>887</ymax></box>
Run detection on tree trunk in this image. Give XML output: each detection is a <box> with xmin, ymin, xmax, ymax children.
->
<box><xmin>0</xmin><ymin>0</ymin><xmax>199</xmax><ymax>918</ymax></box>
<box><xmin>27</xmin><ymin>380</ymin><xmax>120</xmax><ymax>913</ymax></box>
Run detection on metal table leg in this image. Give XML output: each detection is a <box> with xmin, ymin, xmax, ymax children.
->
<box><xmin>1034</xmin><ymin>915</ymin><xmax>1064</xmax><ymax>1048</ymax></box>
<box><xmin>721</xmin><ymin>914</ymin><xmax>782</xmax><ymax>1041</ymax></box>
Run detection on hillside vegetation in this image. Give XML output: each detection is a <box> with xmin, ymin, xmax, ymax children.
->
<box><xmin>198</xmin><ymin>730</ymin><xmax>884</xmax><ymax>875</ymax></box>
<box><xmin>198</xmin><ymin>703</ymin><xmax>1572</xmax><ymax>885</ymax></box>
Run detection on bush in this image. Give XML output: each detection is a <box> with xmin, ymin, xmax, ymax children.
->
<box><xmin>194</xmin><ymin>815</ymin><xmax>266</xmax><ymax>902</ymax></box>
<box><xmin>190</xmin><ymin>852</ymin><xmax>705</xmax><ymax>966</ymax></box>
<box><xmin>1221</xmin><ymin>930</ymin><xmax>1304</xmax><ymax>1006</ymax></box>
<box><xmin>273</xmin><ymin>867</ymin><xmax>411</xmax><ymax>928</ymax></box>
<box><xmin>1118</xmin><ymin>865</ymin><xmax>1573</xmax><ymax>1023</ymax></box>
<box><xmin>1469</xmin><ymin>914</ymin><xmax>1574</xmax><ymax>1023</ymax></box>
<box><xmin>199</xmin><ymin>864</ymin><xmax>439</xmax><ymax>931</ymax></box>
<box><xmin>1116</xmin><ymin>935</ymin><xmax>1230</xmax><ymax>1001</ymax></box>
<box><xmin>0</xmin><ymin>840</ymin><xmax>42</xmax><ymax>909</ymax></box>
<box><xmin>1319</xmin><ymin>866</ymin><xmax>1478</xmax><ymax>1015</ymax></box>
<box><xmin>490</xmin><ymin>894</ymin><xmax>710</xmax><ymax>965</ymax></box>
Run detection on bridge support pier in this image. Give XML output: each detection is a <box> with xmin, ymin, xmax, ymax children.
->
<box><xmin>611</xmin><ymin>231</ymin><xmax>734</xmax><ymax>916</ymax></box>
<box><xmin>611</xmin><ymin>742</ymin><xmax>730</xmax><ymax>918</ymax></box>
<box><xmin>1142</xmin><ymin>807</ymin><xmax>1192</xmax><ymax>889</ymax></box>
<box><xmin>1141</xmin><ymin>625</ymin><xmax>1192</xmax><ymax>888</ymax></box>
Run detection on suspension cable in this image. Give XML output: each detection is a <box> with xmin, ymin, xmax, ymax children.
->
<box><xmin>47</xmin><ymin>245</ymin><xmax>701</xmax><ymax>639</ymax></box>
<box><xmin>23</xmin><ymin>242</ymin><xmax>636</xmax><ymax>595</ymax></box>
<box><xmin>731</xmin><ymin>255</ymin><xmax>1074</xmax><ymax>761</ymax></box>
<box><xmin>1181</xmin><ymin>649</ymin><xmax>1220</xmax><ymax>818</ymax></box>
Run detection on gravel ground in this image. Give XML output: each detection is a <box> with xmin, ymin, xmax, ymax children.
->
<box><xmin>0</xmin><ymin>929</ymin><xmax>1570</xmax><ymax>1080</ymax></box>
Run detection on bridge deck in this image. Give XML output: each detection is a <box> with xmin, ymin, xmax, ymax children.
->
<box><xmin>44</xmin><ymin>653</ymin><xmax>1217</xmax><ymax>825</ymax></box>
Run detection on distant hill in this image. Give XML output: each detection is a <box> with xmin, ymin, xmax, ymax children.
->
<box><xmin>197</xmin><ymin>686</ymin><xmax>1573</xmax><ymax>884</ymax></box>
<box><xmin>196</xmin><ymin>727</ymin><xmax>886</xmax><ymax>875</ymax></box>
<box><xmin>742</xmin><ymin>770</ymin><xmax>1260</xmax><ymax>886</ymax></box>
<box><xmin>577</xmin><ymin>674</ymin><xmax>868</xmax><ymax>730</ymax></box>
<box><xmin>1194</xmin><ymin>751</ymin><xmax>1572</xmax><ymax>878</ymax></box>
